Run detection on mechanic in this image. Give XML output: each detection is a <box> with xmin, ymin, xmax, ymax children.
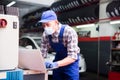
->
<box><xmin>39</xmin><ymin>10</ymin><xmax>80</xmax><ymax>80</ymax></box>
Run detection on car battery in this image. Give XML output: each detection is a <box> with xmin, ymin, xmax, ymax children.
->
<box><xmin>0</xmin><ymin>14</ymin><xmax>19</xmax><ymax>70</ymax></box>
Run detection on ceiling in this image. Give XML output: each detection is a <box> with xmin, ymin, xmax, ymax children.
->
<box><xmin>0</xmin><ymin>0</ymin><xmax>56</xmax><ymax>8</ymax></box>
<box><xmin>0</xmin><ymin>0</ymin><xmax>58</xmax><ymax>28</ymax></box>
<box><xmin>0</xmin><ymin>0</ymin><xmax>56</xmax><ymax>17</ymax></box>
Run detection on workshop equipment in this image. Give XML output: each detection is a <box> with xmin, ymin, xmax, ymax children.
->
<box><xmin>0</xmin><ymin>14</ymin><xmax>19</xmax><ymax>70</ymax></box>
<box><xmin>107</xmin><ymin>39</ymin><xmax>120</xmax><ymax>80</ymax></box>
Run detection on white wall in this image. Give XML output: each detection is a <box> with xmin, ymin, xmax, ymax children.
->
<box><xmin>99</xmin><ymin>1</ymin><xmax>118</xmax><ymax>37</ymax></box>
<box><xmin>73</xmin><ymin>25</ymin><xmax>99</xmax><ymax>37</ymax></box>
<box><xmin>99</xmin><ymin>1</ymin><xmax>109</xmax><ymax>36</ymax></box>
<box><xmin>99</xmin><ymin>23</ymin><xmax>118</xmax><ymax>36</ymax></box>
<box><xmin>79</xmin><ymin>26</ymin><xmax>98</xmax><ymax>37</ymax></box>
<box><xmin>99</xmin><ymin>2</ymin><xmax>109</xmax><ymax>19</ymax></box>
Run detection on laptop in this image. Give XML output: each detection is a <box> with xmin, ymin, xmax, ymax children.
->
<box><xmin>18</xmin><ymin>49</ymin><xmax>46</xmax><ymax>73</ymax></box>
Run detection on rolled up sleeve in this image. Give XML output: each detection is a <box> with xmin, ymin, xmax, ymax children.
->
<box><xmin>40</xmin><ymin>33</ymin><xmax>49</xmax><ymax>58</ymax></box>
<box><xmin>66</xmin><ymin>28</ymin><xmax>80</xmax><ymax>60</ymax></box>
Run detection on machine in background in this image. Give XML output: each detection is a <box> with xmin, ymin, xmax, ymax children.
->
<box><xmin>0</xmin><ymin>14</ymin><xmax>48</xmax><ymax>80</ymax></box>
<box><xmin>0</xmin><ymin>14</ymin><xmax>19</xmax><ymax>70</ymax></box>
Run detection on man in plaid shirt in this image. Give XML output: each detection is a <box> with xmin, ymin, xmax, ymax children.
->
<box><xmin>39</xmin><ymin>10</ymin><xmax>80</xmax><ymax>80</ymax></box>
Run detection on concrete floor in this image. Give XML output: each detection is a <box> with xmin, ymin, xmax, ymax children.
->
<box><xmin>80</xmin><ymin>72</ymin><xmax>108</xmax><ymax>80</ymax></box>
<box><xmin>48</xmin><ymin>72</ymin><xmax>108</xmax><ymax>80</ymax></box>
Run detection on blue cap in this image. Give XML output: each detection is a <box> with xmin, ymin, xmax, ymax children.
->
<box><xmin>39</xmin><ymin>10</ymin><xmax>57</xmax><ymax>23</ymax></box>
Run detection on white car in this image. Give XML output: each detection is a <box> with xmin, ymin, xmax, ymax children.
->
<box><xmin>19</xmin><ymin>36</ymin><xmax>86</xmax><ymax>75</ymax></box>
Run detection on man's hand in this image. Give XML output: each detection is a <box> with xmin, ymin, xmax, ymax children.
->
<box><xmin>45</xmin><ymin>61</ymin><xmax>58</xmax><ymax>70</ymax></box>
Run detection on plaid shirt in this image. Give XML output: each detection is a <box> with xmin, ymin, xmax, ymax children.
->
<box><xmin>40</xmin><ymin>24</ymin><xmax>80</xmax><ymax>60</ymax></box>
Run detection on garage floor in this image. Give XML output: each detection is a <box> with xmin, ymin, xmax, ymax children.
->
<box><xmin>80</xmin><ymin>72</ymin><xmax>108</xmax><ymax>80</ymax></box>
<box><xmin>48</xmin><ymin>72</ymin><xmax>108</xmax><ymax>80</ymax></box>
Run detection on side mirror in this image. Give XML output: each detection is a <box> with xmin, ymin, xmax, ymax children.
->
<box><xmin>25</xmin><ymin>45</ymin><xmax>33</xmax><ymax>49</ymax></box>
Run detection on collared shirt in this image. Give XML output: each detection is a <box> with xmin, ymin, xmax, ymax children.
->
<box><xmin>40</xmin><ymin>24</ymin><xmax>80</xmax><ymax>60</ymax></box>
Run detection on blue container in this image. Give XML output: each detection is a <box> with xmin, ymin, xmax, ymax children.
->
<box><xmin>0</xmin><ymin>79</ymin><xmax>6</xmax><ymax>80</ymax></box>
<box><xmin>6</xmin><ymin>69</ymin><xmax>23</xmax><ymax>80</ymax></box>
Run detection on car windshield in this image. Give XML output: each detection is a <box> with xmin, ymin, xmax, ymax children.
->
<box><xmin>33</xmin><ymin>39</ymin><xmax>41</xmax><ymax>47</ymax></box>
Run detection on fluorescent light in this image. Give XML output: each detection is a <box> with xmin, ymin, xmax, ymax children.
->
<box><xmin>7</xmin><ymin>1</ymin><xmax>16</xmax><ymax>7</ymax></box>
<box><xmin>76</xmin><ymin>23</ymin><xmax>96</xmax><ymax>28</ymax></box>
<box><xmin>110</xmin><ymin>20</ymin><xmax>120</xmax><ymax>24</ymax></box>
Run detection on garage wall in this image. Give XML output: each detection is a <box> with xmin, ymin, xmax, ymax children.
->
<box><xmin>78</xmin><ymin>41</ymin><xmax>98</xmax><ymax>73</ymax></box>
<box><xmin>78</xmin><ymin>37</ymin><xmax>111</xmax><ymax>75</ymax></box>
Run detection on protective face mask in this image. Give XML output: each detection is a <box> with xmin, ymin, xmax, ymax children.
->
<box><xmin>44</xmin><ymin>27</ymin><xmax>54</xmax><ymax>35</ymax></box>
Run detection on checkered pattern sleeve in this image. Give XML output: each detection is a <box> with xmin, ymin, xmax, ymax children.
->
<box><xmin>64</xmin><ymin>26</ymin><xmax>80</xmax><ymax>60</ymax></box>
<box><xmin>40</xmin><ymin>32</ymin><xmax>49</xmax><ymax>58</ymax></box>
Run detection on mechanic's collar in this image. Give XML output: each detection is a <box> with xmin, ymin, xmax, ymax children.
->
<box><xmin>52</xmin><ymin>23</ymin><xmax>62</xmax><ymax>37</ymax></box>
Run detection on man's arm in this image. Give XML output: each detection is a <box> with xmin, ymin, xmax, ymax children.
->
<box><xmin>57</xmin><ymin>56</ymin><xmax>76</xmax><ymax>67</ymax></box>
<box><xmin>45</xmin><ymin>56</ymin><xmax>76</xmax><ymax>69</ymax></box>
<box><xmin>40</xmin><ymin>33</ymin><xmax>49</xmax><ymax>58</ymax></box>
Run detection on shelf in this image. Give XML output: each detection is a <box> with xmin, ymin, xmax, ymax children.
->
<box><xmin>51</xmin><ymin>0</ymin><xmax>99</xmax><ymax>13</ymax></box>
<box><xmin>112</xmin><ymin>48</ymin><xmax>120</xmax><ymax>51</ymax></box>
<box><xmin>112</xmin><ymin>40</ymin><xmax>120</xmax><ymax>41</ymax></box>
<box><xmin>50</xmin><ymin>0</ymin><xmax>99</xmax><ymax>26</ymax></box>
<box><xmin>22</xmin><ymin>7</ymin><xmax>49</xmax><ymax>28</ymax></box>
<box><xmin>111</xmin><ymin>64</ymin><xmax>120</xmax><ymax>66</ymax></box>
<box><xmin>111</xmin><ymin>63</ymin><xmax>120</xmax><ymax>66</ymax></box>
<box><xmin>57</xmin><ymin>3</ymin><xmax>99</xmax><ymax>26</ymax></box>
<box><xmin>106</xmin><ymin>1</ymin><xmax>120</xmax><ymax>18</ymax></box>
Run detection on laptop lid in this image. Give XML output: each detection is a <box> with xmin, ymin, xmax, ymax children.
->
<box><xmin>18</xmin><ymin>49</ymin><xmax>46</xmax><ymax>73</ymax></box>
